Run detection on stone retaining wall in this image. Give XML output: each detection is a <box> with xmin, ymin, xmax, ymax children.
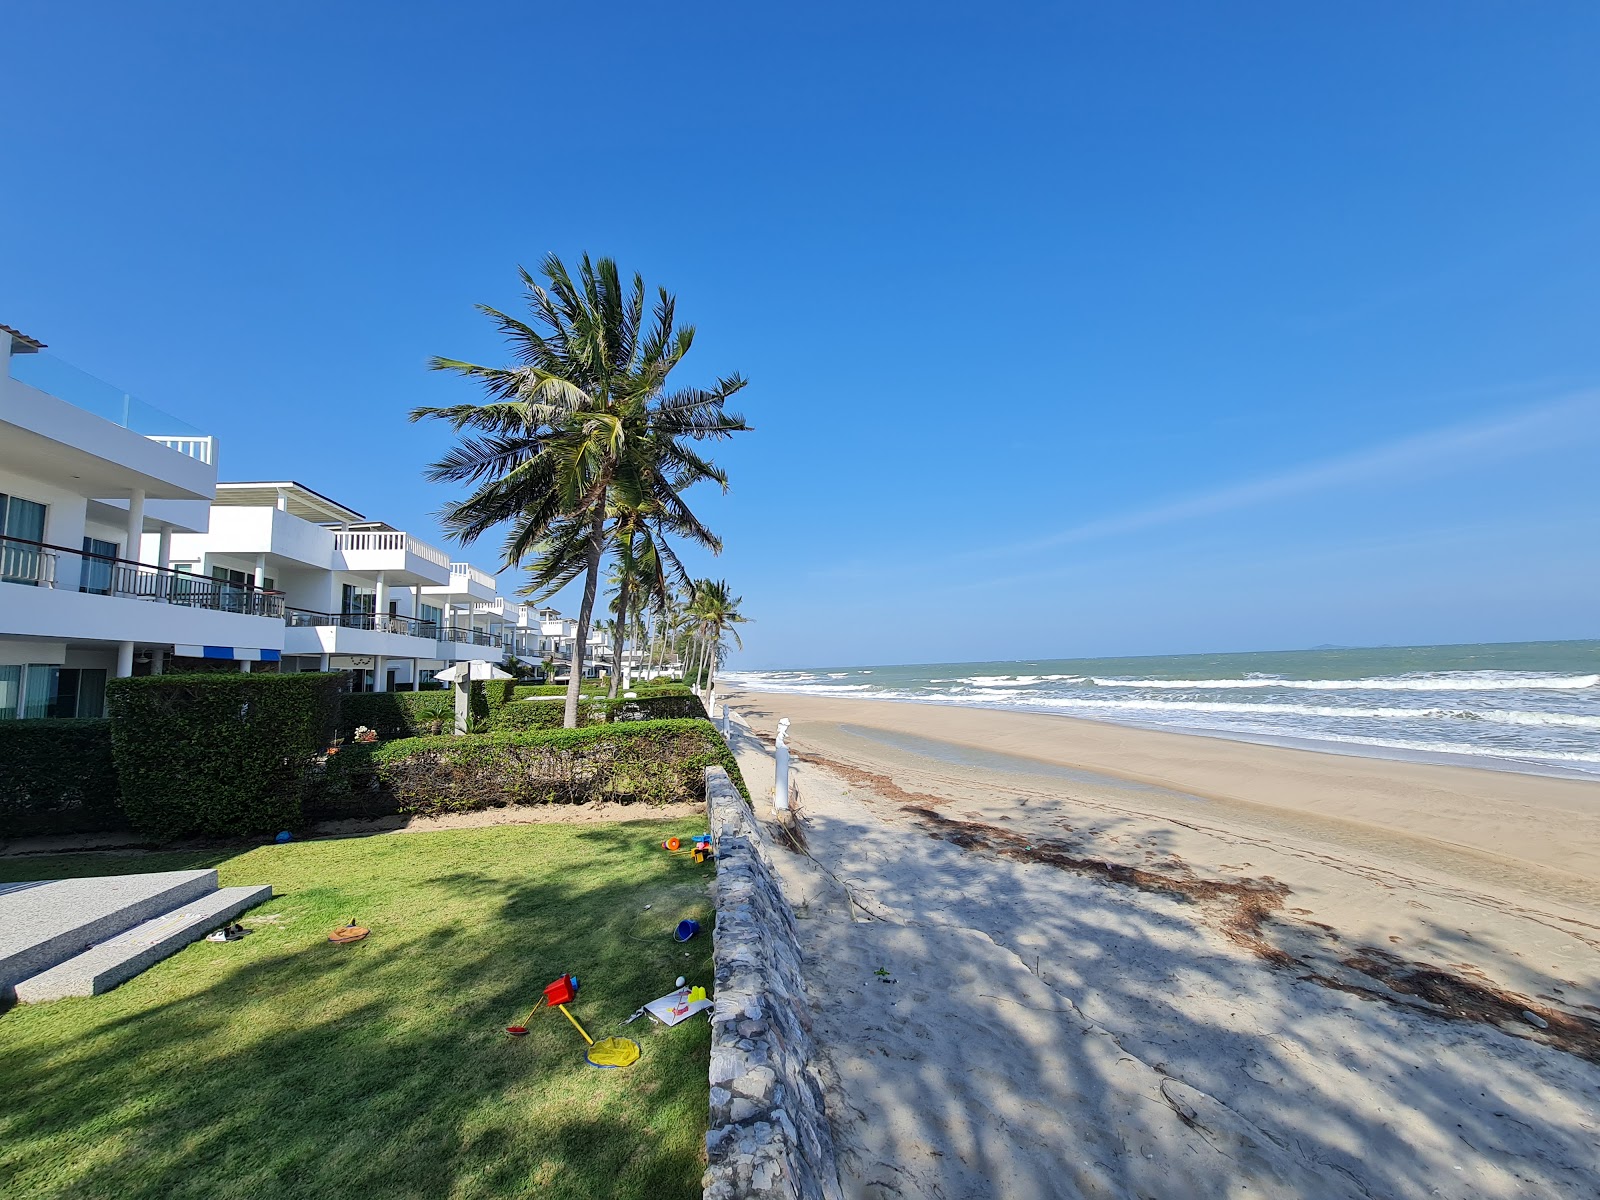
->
<box><xmin>703</xmin><ymin>766</ymin><xmax>843</xmax><ymax>1200</ymax></box>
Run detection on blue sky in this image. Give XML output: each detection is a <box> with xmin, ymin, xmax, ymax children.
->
<box><xmin>3</xmin><ymin>3</ymin><xmax>1598</xmax><ymax>669</ymax></box>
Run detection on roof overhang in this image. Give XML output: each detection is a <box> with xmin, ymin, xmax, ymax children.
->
<box><xmin>214</xmin><ymin>481</ymin><xmax>364</xmax><ymax>524</ymax></box>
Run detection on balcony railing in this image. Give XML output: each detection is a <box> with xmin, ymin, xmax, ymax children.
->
<box><xmin>0</xmin><ymin>536</ymin><xmax>284</xmax><ymax>617</ymax></box>
<box><xmin>8</xmin><ymin>351</ymin><xmax>215</xmax><ymax>463</ymax></box>
<box><xmin>332</xmin><ymin>530</ymin><xmax>452</xmax><ymax>569</ymax></box>
<box><xmin>437</xmin><ymin>625</ymin><xmax>503</xmax><ymax>647</ymax></box>
<box><xmin>284</xmin><ymin>608</ymin><xmax>439</xmax><ymax>639</ymax></box>
<box><xmin>451</xmin><ymin>562</ymin><xmax>496</xmax><ymax>589</ymax></box>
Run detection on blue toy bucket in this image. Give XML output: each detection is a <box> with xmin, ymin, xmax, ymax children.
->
<box><xmin>675</xmin><ymin>919</ymin><xmax>700</xmax><ymax>943</ymax></box>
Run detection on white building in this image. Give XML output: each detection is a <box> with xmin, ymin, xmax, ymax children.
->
<box><xmin>0</xmin><ymin>322</ymin><xmax>602</xmax><ymax>715</ymax></box>
<box><xmin>159</xmin><ymin>483</ymin><xmax>507</xmax><ymax>691</ymax></box>
<box><xmin>0</xmin><ymin>325</ymin><xmax>285</xmax><ymax>718</ymax></box>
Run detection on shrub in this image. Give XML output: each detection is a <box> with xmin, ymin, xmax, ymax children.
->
<box><xmin>339</xmin><ymin>691</ymin><xmax>459</xmax><ymax>740</ymax></box>
<box><xmin>107</xmin><ymin>673</ymin><xmax>342</xmax><ymax>839</ymax></box>
<box><xmin>629</xmin><ymin>681</ymin><xmax>693</xmax><ymax>697</ymax></box>
<box><xmin>303</xmin><ymin>742</ymin><xmax>396</xmax><ymax>819</ymax></box>
<box><xmin>600</xmin><ymin>693</ymin><xmax>708</xmax><ymax>723</ymax></box>
<box><xmin>372</xmin><ymin>718</ymin><xmax>748</xmax><ymax>815</ymax></box>
<box><xmin>0</xmin><ymin>719</ymin><xmax>122</xmax><ymax>838</ymax></box>
<box><xmin>492</xmin><ymin>697</ymin><xmax>603</xmax><ymax>732</ymax></box>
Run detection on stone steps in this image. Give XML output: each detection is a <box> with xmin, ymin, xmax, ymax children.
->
<box><xmin>12</xmin><ymin>884</ymin><xmax>274</xmax><ymax>1003</ymax></box>
<box><xmin>0</xmin><ymin>870</ymin><xmax>220</xmax><ymax>993</ymax></box>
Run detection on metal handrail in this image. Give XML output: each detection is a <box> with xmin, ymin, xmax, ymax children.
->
<box><xmin>0</xmin><ymin>535</ymin><xmax>284</xmax><ymax>618</ymax></box>
<box><xmin>436</xmin><ymin>625</ymin><xmax>503</xmax><ymax>647</ymax></box>
<box><xmin>283</xmin><ymin>608</ymin><xmax>439</xmax><ymax>639</ymax></box>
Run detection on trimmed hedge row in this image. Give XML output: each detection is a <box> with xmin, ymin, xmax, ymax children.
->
<box><xmin>108</xmin><ymin>673</ymin><xmax>342</xmax><ymax>840</ymax></box>
<box><xmin>489</xmin><ymin>691</ymin><xmax>708</xmax><ymax>733</ymax></box>
<box><xmin>0</xmin><ymin>719</ymin><xmax>122</xmax><ymax>838</ymax></box>
<box><xmin>371</xmin><ymin>719</ymin><xmax>747</xmax><ymax>815</ymax></box>
<box><xmin>339</xmin><ymin>690</ymin><xmax>466</xmax><ymax>740</ymax></box>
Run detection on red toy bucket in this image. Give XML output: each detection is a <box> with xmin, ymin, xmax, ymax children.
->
<box><xmin>543</xmin><ymin>974</ymin><xmax>578</xmax><ymax>1007</ymax></box>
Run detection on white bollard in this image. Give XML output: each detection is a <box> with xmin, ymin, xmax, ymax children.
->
<box><xmin>773</xmin><ymin>742</ymin><xmax>791</xmax><ymax>813</ymax></box>
<box><xmin>719</xmin><ymin>704</ymin><xmax>731</xmax><ymax>737</ymax></box>
<box><xmin>773</xmin><ymin>717</ymin><xmax>792</xmax><ymax>812</ymax></box>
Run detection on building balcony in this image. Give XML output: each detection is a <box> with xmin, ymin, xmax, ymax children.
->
<box><xmin>420</xmin><ymin>561</ymin><xmax>499</xmax><ymax>605</ymax></box>
<box><xmin>2</xmin><ymin>351</ymin><xmax>216</xmax><ymax>502</ymax></box>
<box><xmin>0</xmin><ymin>536</ymin><xmax>285</xmax><ymax>650</ymax></box>
<box><xmin>434</xmin><ymin>624</ymin><xmax>504</xmax><ymax>662</ymax></box>
<box><xmin>330</xmin><ymin>530</ymin><xmax>452</xmax><ymax>586</ymax></box>
<box><xmin>282</xmin><ymin>609</ymin><xmax>442</xmax><ymax>660</ymax></box>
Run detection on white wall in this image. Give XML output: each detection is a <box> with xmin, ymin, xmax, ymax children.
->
<box><xmin>0</xmin><ymin>465</ymin><xmax>92</xmax><ymax>556</ymax></box>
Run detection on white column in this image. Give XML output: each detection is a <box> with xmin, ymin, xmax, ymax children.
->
<box><xmin>239</xmin><ymin>660</ymin><xmax>252</xmax><ymax>673</ymax></box>
<box><xmin>373</xmin><ymin>655</ymin><xmax>387</xmax><ymax>692</ymax></box>
<box><xmin>411</xmin><ymin>660</ymin><xmax>420</xmax><ymax>690</ymax></box>
<box><xmin>275</xmin><ymin>488</ymin><xmax>289</xmax><ymax>512</ymax></box>
<box><xmin>319</xmin><ymin>653</ymin><xmax>331</xmax><ymax>671</ymax></box>
<box><xmin>151</xmin><ymin>649</ymin><xmax>165</xmax><ymax>676</ymax></box>
<box><xmin>115</xmin><ymin>641</ymin><xmax>135</xmax><ymax>678</ymax></box>
<box><xmin>253</xmin><ymin>554</ymin><xmax>267</xmax><ymax>589</ymax></box>
<box><xmin>375</xmin><ymin>571</ymin><xmax>389</xmax><ymax>620</ymax></box>
<box><xmin>156</xmin><ymin>524</ymin><xmax>173</xmax><ymax>570</ymax></box>
<box><xmin>125</xmin><ymin>489</ymin><xmax>145</xmax><ymax>561</ymax></box>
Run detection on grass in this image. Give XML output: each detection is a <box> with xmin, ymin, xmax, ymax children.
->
<box><xmin>0</xmin><ymin>819</ymin><xmax>717</xmax><ymax>1200</ymax></box>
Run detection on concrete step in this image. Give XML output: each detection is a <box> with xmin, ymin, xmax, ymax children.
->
<box><xmin>0</xmin><ymin>870</ymin><xmax>220</xmax><ymax>993</ymax></box>
<box><xmin>12</xmin><ymin>885</ymin><xmax>274</xmax><ymax>1003</ymax></box>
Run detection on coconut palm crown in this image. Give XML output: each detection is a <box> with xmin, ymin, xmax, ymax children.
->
<box><xmin>413</xmin><ymin>252</ymin><xmax>748</xmax><ymax>727</ymax></box>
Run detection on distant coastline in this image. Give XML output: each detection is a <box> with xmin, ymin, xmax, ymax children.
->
<box><xmin>723</xmin><ymin>639</ymin><xmax>1600</xmax><ymax>779</ymax></box>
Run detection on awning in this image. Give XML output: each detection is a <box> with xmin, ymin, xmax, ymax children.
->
<box><xmin>175</xmin><ymin>645</ymin><xmax>281</xmax><ymax>662</ymax></box>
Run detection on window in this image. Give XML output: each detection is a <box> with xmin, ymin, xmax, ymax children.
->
<box><xmin>212</xmin><ymin>566</ymin><xmax>273</xmax><ymax>612</ymax></box>
<box><xmin>0</xmin><ymin>665</ymin><xmax>19</xmax><ymax>720</ymax></box>
<box><xmin>80</xmin><ymin>537</ymin><xmax>119</xmax><ymax>594</ymax></box>
<box><xmin>13</xmin><ymin>666</ymin><xmax>108</xmax><ymax>719</ymax></box>
<box><xmin>341</xmin><ymin>584</ymin><xmax>375</xmax><ymax>627</ymax></box>
<box><xmin>0</xmin><ymin>492</ymin><xmax>48</xmax><ymax>585</ymax></box>
<box><xmin>419</xmin><ymin>603</ymin><xmax>442</xmax><ymax>636</ymax></box>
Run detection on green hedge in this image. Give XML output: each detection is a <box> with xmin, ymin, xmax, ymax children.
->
<box><xmin>108</xmin><ymin>673</ymin><xmax>343</xmax><ymax>840</ymax></box>
<box><xmin>0</xmin><ymin>719</ymin><xmax>123</xmax><ymax>838</ymax></box>
<box><xmin>492</xmin><ymin>697</ymin><xmax>604</xmax><ymax>732</ymax></box>
<box><xmin>600</xmin><ymin>693</ymin><xmax>708</xmax><ymax>722</ymax></box>
<box><xmin>372</xmin><ymin>718</ymin><xmax>747</xmax><ymax>815</ymax></box>
<box><xmin>489</xmin><ymin>691</ymin><xmax>707</xmax><ymax>732</ymax></box>
<box><xmin>339</xmin><ymin>690</ymin><xmax>463</xmax><ymax>740</ymax></box>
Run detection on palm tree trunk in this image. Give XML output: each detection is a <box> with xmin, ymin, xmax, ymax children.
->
<box><xmin>609</xmin><ymin>574</ymin><xmax>631</xmax><ymax>699</ymax></box>
<box><xmin>565</xmin><ymin>504</ymin><xmax>607</xmax><ymax>729</ymax></box>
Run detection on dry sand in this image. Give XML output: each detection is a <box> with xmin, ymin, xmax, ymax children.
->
<box><xmin>720</xmin><ymin>689</ymin><xmax>1600</xmax><ymax>1199</ymax></box>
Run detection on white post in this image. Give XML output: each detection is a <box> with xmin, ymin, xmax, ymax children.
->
<box><xmin>115</xmin><ymin>641</ymin><xmax>135</xmax><ymax>679</ymax></box>
<box><xmin>375</xmin><ymin>571</ymin><xmax>389</xmax><ymax>627</ymax></box>
<box><xmin>454</xmin><ymin>677</ymin><xmax>470</xmax><ymax>735</ymax></box>
<box><xmin>156</xmin><ymin>524</ymin><xmax>172</xmax><ymax>570</ymax></box>
<box><xmin>253</xmin><ymin>553</ymin><xmax>267</xmax><ymax>590</ymax></box>
<box><xmin>719</xmin><ymin>705</ymin><xmax>731</xmax><ymax>737</ymax></box>
<box><xmin>319</xmin><ymin>653</ymin><xmax>331</xmax><ymax>671</ymax></box>
<box><xmin>151</xmin><ymin>649</ymin><xmax>164</xmax><ymax>675</ymax></box>
<box><xmin>239</xmin><ymin>659</ymin><xmax>252</xmax><ymax>674</ymax></box>
<box><xmin>373</xmin><ymin>655</ymin><xmax>387</xmax><ymax>692</ymax></box>
<box><xmin>125</xmin><ymin>489</ymin><xmax>145</xmax><ymax>562</ymax></box>
<box><xmin>773</xmin><ymin>717</ymin><xmax>792</xmax><ymax>812</ymax></box>
<box><xmin>411</xmin><ymin>659</ymin><xmax>420</xmax><ymax>691</ymax></box>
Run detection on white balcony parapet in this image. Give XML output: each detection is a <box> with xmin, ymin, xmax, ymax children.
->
<box><xmin>333</xmin><ymin>529</ymin><xmax>451</xmax><ymax>568</ymax></box>
<box><xmin>146</xmin><ymin>435</ymin><xmax>215</xmax><ymax>465</ymax></box>
<box><xmin>451</xmin><ymin>562</ymin><xmax>496</xmax><ymax>589</ymax></box>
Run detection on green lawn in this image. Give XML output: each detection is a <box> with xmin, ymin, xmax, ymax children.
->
<box><xmin>0</xmin><ymin>819</ymin><xmax>717</xmax><ymax>1200</ymax></box>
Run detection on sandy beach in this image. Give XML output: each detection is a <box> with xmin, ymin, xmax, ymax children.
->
<box><xmin>721</xmin><ymin>688</ymin><xmax>1600</xmax><ymax>1199</ymax></box>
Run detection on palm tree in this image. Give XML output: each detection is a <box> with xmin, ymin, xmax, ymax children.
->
<box><xmin>415</xmin><ymin>253</ymin><xmax>748</xmax><ymax>728</ymax></box>
<box><xmin>685</xmin><ymin>579</ymin><xmax>747</xmax><ymax>703</ymax></box>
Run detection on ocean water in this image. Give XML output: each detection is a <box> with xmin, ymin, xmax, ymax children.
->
<box><xmin>722</xmin><ymin>641</ymin><xmax>1600</xmax><ymax>779</ymax></box>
